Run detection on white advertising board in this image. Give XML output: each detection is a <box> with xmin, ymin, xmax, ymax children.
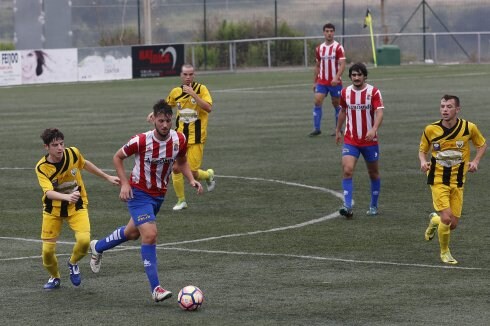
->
<box><xmin>20</xmin><ymin>48</ymin><xmax>78</xmax><ymax>84</ymax></box>
<box><xmin>0</xmin><ymin>51</ymin><xmax>22</xmax><ymax>86</ymax></box>
<box><xmin>78</xmin><ymin>47</ymin><xmax>132</xmax><ymax>81</ymax></box>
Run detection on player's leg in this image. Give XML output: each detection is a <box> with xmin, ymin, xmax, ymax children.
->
<box><xmin>65</xmin><ymin>209</ymin><xmax>91</xmax><ymax>286</ymax></box>
<box><xmin>172</xmin><ymin>163</ymin><xmax>187</xmax><ymax>210</ymax></box>
<box><xmin>430</xmin><ymin>185</ymin><xmax>458</xmax><ymax>264</ymax></box>
<box><xmin>41</xmin><ymin>213</ymin><xmax>62</xmax><ymax>289</ymax></box>
<box><xmin>192</xmin><ymin>144</ymin><xmax>216</xmax><ymax>192</ymax></box>
<box><xmin>363</xmin><ymin>145</ymin><xmax>381</xmax><ymax>215</ymax></box>
<box><xmin>132</xmin><ymin>192</ymin><xmax>172</xmax><ymax>302</ymax></box>
<box><xmin>330</xmin><ymin>85</ymin><xmax>343</xmax><ymax>136</ymax></box>
<box><xmin>340</xmin><ymin>144</ymin><xmax>360</xmax><ymax>218</ymax></box>
<box><xmin>90</xmin><ymin>207</ymin><xmax>140</xmax><ymax>273</ymax></box>
<box><xmin>310</xmin><ymin>86</ymin><xmax>326</xmax><ymax>136</ymax></box>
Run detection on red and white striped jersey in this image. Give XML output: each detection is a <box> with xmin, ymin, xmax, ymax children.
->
<box><xmin>340</xmin><ymin>84</ymin><xmax>384</xmax><ymax>147</ymax></box>
<box><xmin>315</xmin><ymin>41</ymin><xmax>346</xmax><ymax>85</ymax></box>
<box><xmin>122</xmin><ymin>129</ymin><xmax>187</xmax><ymax>196</ymax></box>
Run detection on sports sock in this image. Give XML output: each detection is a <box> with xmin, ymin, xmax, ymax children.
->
<box><xmin>370</xmin><ymin>178</ymin><xmax>381</xmax><ymax>208</ymax></box>
<box><xmin>70</xmin><ymin>231</ymin><xmax>90</xmax><ymax>264</ymax></box>
<box><xmin>42</xmin><ymin>241</ymin><xmax>60</xmax><ymax>278</ymax></box>
<box><xmin>197</xmin><ymin>169</ymin><xmax>209</xmax><ymax>181</ymax></box>
<box><xmin>438</xmin><ymin>222</ymin><xmax>451</xmax><ymax>253</ymax></box>
<box><xmin>342</xmin><ymin>178</ymin><xmax>353</xmax><ymax>208</ymax></box>
<box><xmin>313</xmin><ymin>106</ymin><xmax>322</xmax><ymax>131</ymax></box>
<box><xmin>141</xmin><ymin>244</ymin><xmax>160</xmax><ymax>291</ymax></box>
<box><xmin>334</xmin><ymin>106</ymin><xmax>341</xmax><ymax>127</ymax></box>
<box><xmin>172</xmin><ymin>172</ymin><xmax>185</xmax><ymax>201</ymax></box>
<box><xmin>96</xmin><ymin>226</ymin><xmax>128</xmax><ymax>253</ymax></box>
<box><xmin>431</xmin><ymin>213</ymin><xmax>441</xmax><ymax>225</ymax></box>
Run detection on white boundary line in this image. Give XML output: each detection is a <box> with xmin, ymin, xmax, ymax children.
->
<box><xmin>1</xmin><ymin>173</ymin><xmax>487</xmax><ymax>271</ymax></box>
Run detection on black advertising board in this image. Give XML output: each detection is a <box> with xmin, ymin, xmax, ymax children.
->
<box><xmin>132</xmin><ymin>44</ymin><xmax>184</xmax><ymax>78</ymax></box>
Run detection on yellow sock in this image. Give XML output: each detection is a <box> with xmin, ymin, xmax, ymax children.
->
<box><xmin>42</xmin><ymin>241</ymin><xmax>60</xmax><ymax>278</ymax></box>
<box><xmin>431</xmin><ymin>214</ymin><xmax>441</xmax><ymax>225</ymax></box>
<box><xmin>172</xmin><ymin>172</ymin><xmax>185</xmax><ymax>201</ymax></box>
<box><xmin>70</xmin><ymin>231</ymin><xmax>90</xmax><ymax>264</ymax></box>
<box><xmin>438</xmin><ymin>222</ymin><xmax>451</xmax><ymax>254</ymax></box>
<box><xmin>197</xmin><ymin>169</ymin><xmax>209</xmax><ymax>181</ymax></box>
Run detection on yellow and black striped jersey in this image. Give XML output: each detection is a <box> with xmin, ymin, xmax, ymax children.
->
<box><xmin>166</xmin><ymin>81</ymin><xmax>212</xmax><ymax>144</ymax></box>
<box><xmin>35</xmin><ymin>147</ymin><xmax>87</xmax><ymax>217</ymax></box>
<box><xmin>419</xmin><ymin>118</ymin><xmax>486</xmax><ymax>186</ymax></box>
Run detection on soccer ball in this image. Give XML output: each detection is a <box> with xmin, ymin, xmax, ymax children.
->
<box><xmin>178</xmin><ymin>285</ymin><xmax>204</xmax><ymax>311</ymax></box>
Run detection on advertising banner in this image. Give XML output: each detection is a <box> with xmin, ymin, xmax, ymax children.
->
<box><xmin>21</xmin><ymin>48</ymin><xmax>78</xmax><ymax>84</ymax></box>
<box><xmin>0</xmin><ymin>51</ymin><xmax>22</xmax><ymax>86</ymax></box>
<box><xmin>132</xmin><ymin>44</ymin><xmax>184</xmax><ymax>78</ymax></box>
<box><xmin>78</xmin><ymin>46</ymin><xmax>132</xmax><ymax>82</ymax></box>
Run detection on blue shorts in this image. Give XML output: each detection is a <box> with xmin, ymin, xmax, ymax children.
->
<box><xmin>127</xmin><ymin>188</ymin><xmax>164</xmax><ymax>226</ymax></box>
<box><xmin>315</xmin><ymin>84</ymin><xmax>342</xmax><ymax>98</ymax></box>
<box><xmin>342</xmin><ymin>144</ymin><xmax>379</xmax><ymax>163</ymax></box>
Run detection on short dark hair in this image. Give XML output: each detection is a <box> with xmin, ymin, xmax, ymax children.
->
<box><xmin>323</xmin><ymin>23</ymin><xmax>335</xmax><ymax>31</ymax></box>
<box><xmin>349</xmin><ymin>63</ymin><xmax>368</xmax><ymax>78</ymax></box>
<box><xmin>153</xmin><ymin>99</ymin><xmax>173</xmax><ymax>117</ymax></box>
<box><xmin>441</xmin><ymin>94</ymin><xmax>460</xmax><ymax>107</ymax></box>
<box><xmin>40</xmin><ymin>128</ymin><xmax>64</xmax><ymax>145</ymax></box>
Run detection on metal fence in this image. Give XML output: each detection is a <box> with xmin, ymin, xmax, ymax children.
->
<box><xmin>181</xmin><ymin>31</ymin><xmax>490</xmax><ymax>71</ymax></box>
<box><xmin>1</xmin><ymin>0</ymin><xmax>490</xmax><ymax>66</ymax></box>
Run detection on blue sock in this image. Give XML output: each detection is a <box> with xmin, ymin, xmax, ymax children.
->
<box><xmin>313</xmin><ymin>106</ymin><xmax>322</xmax><ymax>131</ymax></box>
<box><xmin>334</xmin><ymin>106</ymin><xmax>341</xmax><ymax>127</ymax></box>
<box><xmin>370</xmin><ymin>178</ymin><xmax>381</xmax><ymax>208</ymax></box>
<box><xmin>342</xmin><ymin>178</ymin><xmax>353</xmax><ymax>208</ymax></box>
<box><xmin>95</xmin><ymin>226</ymin><xmax>127</xmax><ymax>253</ymax></box>
<box><xmin>141</xmin><ymin>244</ymin><xmax>160</xmax><ymax>291</ymax></box>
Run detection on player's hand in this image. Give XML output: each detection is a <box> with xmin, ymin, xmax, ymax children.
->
<box><xmin>66</xmin><ymin>191</ymin><xmax>81</xmax><ymax>204</ymax></box>
<box><xmin>468</xmin><ymin>161</ymin><xmax>478</xmax><ymax>173</ymax></box>
<box><xmin>182</xmin><ymin>84</ymin><xmax>196</xmax><ymax>97</ymax></box>
<box><xmin>420</xmin><ymin>162</ymin><xmax>431</xmax><ymax>172</ymax></box>
<box><xmin>191</xmin><ymin>180</ymin><xmax>203</xmax><ymax>194</ymax></box>
<box><xmin>107</xmin><ymin>175</ymin><xmax>120</xmax><ymax>186</ymax></box>
<box><xmin>119</xmin><ymin>184</ymin><xmax>133</xmax><ymax>202</ymax></box>
<box><xmin>335</xmin><ymin>130</ymin><xmax>343</xmax><ymax>145</ymax></box>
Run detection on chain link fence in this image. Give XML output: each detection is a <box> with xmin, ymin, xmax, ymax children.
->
<box><xmin>1</xmin><ymin>0</ymin><xmax>489</xmax><ymax>64</ymax></box>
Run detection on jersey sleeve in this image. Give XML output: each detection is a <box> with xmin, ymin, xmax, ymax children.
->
<box><xmin>177</xmin><ymin>132</ymin><xmax>188</xmax><ymax>158</ymax></box>
<box><xmin>70</xmin><ymin>147</ymin><xmax>86</xmax><ymax>169</ymax></box>
<box><xmin>469</xmin><ymin>122</ymin><xmax>487</xmax><ymax>148</ymax></box>
<box><xmin>36</xmin><ymin>165</ymin><xmax>54</xmax><ymax>194</ymax></box>
<box><xmin>315</xmin><ymin>45</ymin><xmax>321</xmax><ymax>62</ymax></box>
<box><xmin>340</xmin><ymin>88</ymin><xmax>347</xmax><ymax>109</ymax></box>
<box><xmin>419</xmin><ymin>127</ymin><xmax>431</xmax><ymax>153</ymax></box>
<box><xmin>336</xmin><ymin>44</ymin><xmax>346</xmax><ymax>60</ymax></box>
<box><xmin>200</xmin><ymin>85</ymin><xmax>213</xmax><ymax>105</ymax></box>
<box><xmin>166</xmin><ymin>87</ymin><xmax>181</xmax><ymax>107</ymax></box>
<box><xmin>122</xmin><ymin>134</ymin><xmax>140</xmax><ymax>157</ymax></box>
<box><xmin>372</xmin><ymin>88</ymin><xmax>384</xmax><ymax>111</ymax></box>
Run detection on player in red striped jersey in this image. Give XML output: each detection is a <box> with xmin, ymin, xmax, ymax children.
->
<box><xmin>309</xmin><ymin>23</ymin><xmax>346</xmax><ymax>137</ymax></box>
<box><xmin>335</xmin><ymin>63</ymin><xmax>384</xmax><ymax>218</ymax></box>
<box><xmin>89</xmin><ymin>100</ymin><xmax>203</xmax><ymax>302</ymax></box>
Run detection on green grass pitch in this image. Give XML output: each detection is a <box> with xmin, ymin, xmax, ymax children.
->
<box><xmin>1</xmin><ymin>64</ymin><xmax>489</xmax><ymax>325</ymax></box>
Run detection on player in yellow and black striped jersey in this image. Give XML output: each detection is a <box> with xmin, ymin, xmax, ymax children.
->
<box><xmin>165</xmin><ymin>63</ymin><xmax>216</xmax><ymax>211</ymax></box>
<box><xmin>35</xmin><ymin>128</ymin><xmax>119</xmax><ymax>289</ymax></box>
<box><xmin>419</xmin><ymin>95</ymin><xmax>487</xmax><ymax>265</ymax></box>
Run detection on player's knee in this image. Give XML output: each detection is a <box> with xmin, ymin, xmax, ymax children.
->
<box><xmin>75</xmin><ymin>231</ymin><xmax>91</xmax><ymax>253</ymax></box>
<box><xmin>42</xmin><ymin>241</ymin><xmax>56</xmax><ymax>266</ymax></box>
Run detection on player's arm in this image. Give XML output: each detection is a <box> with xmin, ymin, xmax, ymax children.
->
<box><xmin>45</xmin><ymin>189</ymin><xmax>80</xmax><ymax>204</ymax></box>
<box><xmin>175</xmin><ymin>156</ymin><xmax>203</xmax><ymax>194</ymax></box>
<box><xmin>468</xmin><ymin>142</ymin><xmax>487</xmax><ymax>172</ymax></box>
<box><xmin>313</xmin><ymin>59</ymin><xmax>320</xmax><ymax>92</ymax></box>
<box><xmin>83</xmin><ymin>160</ymin><xmax>120</xmax><ymax>185</ymax></box>
<box><xmin>182</xmin><ymin>85</ymin><xmax>212</xmax><ymax>113</ymax></box>
<box><xmin>335</xmin><ymin>108</ymin><xmax>347</xmax><ymax>145</ymax></box>
<box><xmin>332</xmin><ymin>58</ymin><xmax>346</xmax><ymax>86</ymax></box>
<box><xmin>113</xmin><ymin>148</ymin><xmax>132</xmax><ymax>201</ymax></box>
<box><xmin>365</xmin><ymin>108</ymin><xmax>384</xmax><ymax>141</ymax></box>
<box><xmin>418</xmin><ymin>150</ymin><xmax>431</xmax><ymax>172</ymax></box>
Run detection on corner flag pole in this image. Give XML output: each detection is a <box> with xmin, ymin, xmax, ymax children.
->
<box><xmin>364</xmin><ymin>8</ymin><xmax>377</xmax><ymax>67</ymax></box>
